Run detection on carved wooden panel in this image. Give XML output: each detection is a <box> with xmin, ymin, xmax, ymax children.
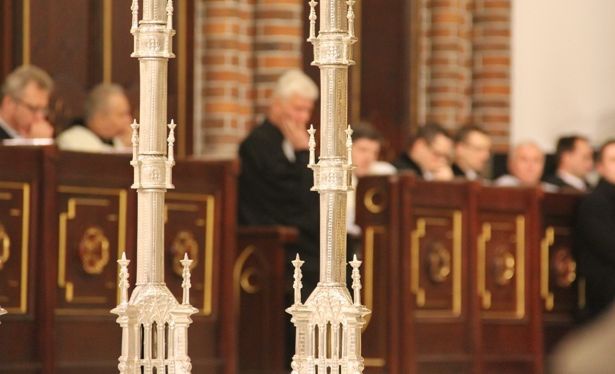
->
<box><xmin>409</xmin><ymin>209</ymin><xmax>462</xmax><ymax>319</ymax></box>
<box><xmin>477</xmin><ymin>214</ymin><xmax>526</xmax><ymax>320</ymax></box>
<box><xmin>164</xmin><ymin>192</ymin><xmax>215</xmax><ymax>317</ymax></box>
<box><xmin>0</xmin><ymin>182</ymin><xmax>30</xmax><ymax>314</ymax></box>
<box><xmin>55</xmin><ymin>186</ymin><xmax>128</xmax><ymax>314</ymax></box>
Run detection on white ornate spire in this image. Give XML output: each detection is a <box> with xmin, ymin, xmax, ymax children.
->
<box><xmin>287</xmin><ymin>0</ymin><xmax>369</xmax><ymax>372</ymax></box>
<box><xmin>180</xmin><ymin>253</ymin><xmax>192</xmax><ymax>305</ymax></box>
<box><xmin>113</xmin><ymin>2</ymin><xmax>196</xmax><ymax>373</ymax></box>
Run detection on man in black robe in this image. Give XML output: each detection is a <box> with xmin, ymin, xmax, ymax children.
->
<box><xmin>238</xmin><ymin>69</ymin><xmax>320</xmax><ymax>290</ymax></box>
<box><xmin>393</xmin><ymin>123</ymin><xmax>454</xmax><ymax>180</ymax></box>
<box><xmin>576</xmin><ymin>139</ymin><xmax>615</xmax><ymax>320</ymax></box>
<box><xmin>544</xmin><ymin>135</ymin><xmax>594</xmax><ymax>191</ymax></box>
<box><xmin>452</xmin><ymin>125</ymin><xmax>492</xmax><ymax>181</ymax></box>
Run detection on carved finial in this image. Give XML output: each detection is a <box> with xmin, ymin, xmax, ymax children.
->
<box><xmin>350</xmin><ymin>254</ymin><xmax>362</xmax><ymax>305</ymax></box>
<box><xmin>308</xmin><ymin>124</ymin><xmax>317</xmax><ymax>167</ymax></box>
<box><xmin>130</xmin><ymin>120</ymin><xmax>139</xmax><ymax>163</ymax></box>
<box><xmin>167</xmin><ymin>119</ymin><xmax>176</xmax><ymax>163</ymax></box>
<box><xmin>345</xmin><ymin>125</ymin><xmax>353</xmax><ymax>166</ymax></box>
<box><xmin>131</xmin><ymin>0</ymin><xmax>139</xmax><ymax>31</ymax></box>
<box><xmin>166</xmin><ymin>0</ymin><xmax>174</xmax><ymax>30</ymax></box>
<box><xmin>346</xmin><ymin>0</ymin><xmax>356</xmax><ymax>40</ymax></box>
<box><xmin>118</xmin><ymin>252</ymin><xmax>131</xmax><ymax>305</ymax></box>
<box><xmin>292</xmin><ymin>254</ymin><xmax>305</xmax><ymax>305</ymax></box>
<box><xmin>308</xmin><ymin>0</ymin><xmax>318</xmax><ymax>42</ymax></box>
<box><xmin>180</xmin><ymin>253</ymin><xmax>193</xmax><ymax>305</ymax></box>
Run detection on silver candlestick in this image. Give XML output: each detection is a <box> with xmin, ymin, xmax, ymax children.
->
<box><xmin>286</xmin><ymin>0</ymin><xmax>370</xmax><ymax>373</ymax></box>
<box><xmin>112</xmin><ymin>1</ymin><xmax>197</xmax><ymax>373</ymax></box>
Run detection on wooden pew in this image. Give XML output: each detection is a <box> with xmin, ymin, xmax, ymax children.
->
<box><xmin>355</xmin><ymin>176</ymin><xmax>582</xmax><ymax>374</ymax></box>
<box><xmin>355</xmin><ymin>174</ymin><xmax>402</xmax><ymax>374</ymax></box>
<box><xmin>0</xmin><ymin>146</ymin><xmax>237</xmax><ymax>374</ymax></box>
<box><xmin>0</xmin><ymin>146</ymin><xmax>49</xmax><ymax>373</ymax></box>
<box><xmin>540</xmin><ymin>192</ymin><xmax>582</xmax><ymax>355</ymax></box>
<box><xmin>475</xmin><ymin>186</ymin><xmax>544</xmax><ymax>374</ymax></box>
<box><xmin>236</xmin><ymin>225</ymin><xmax>299</xmax><ymax>374</ymax></box>
<box><xmin>399</xmin><ymin>176</ymin><xmax>479</xmax><ymax>374</ymax></box>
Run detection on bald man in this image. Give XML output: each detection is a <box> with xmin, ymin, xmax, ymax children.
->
<box><xmin>494</xmin><ymin>141</ymin><xmax>556</xmax><ymax>190</ymax></box>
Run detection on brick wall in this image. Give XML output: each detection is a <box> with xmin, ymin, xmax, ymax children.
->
<box><xmin>193</xmin><ymin>0</ymin><xmax>512</xmax><ymax>156</ymax></box>
<box><xmin>194</xmin><ymin>0</ymin><xmax>304</xmax><ymax>157</ymax></box>
<box><xmin>418</xmin><ymin>0</ymin><xmax>511</xmax><ymax>150</ymax></box>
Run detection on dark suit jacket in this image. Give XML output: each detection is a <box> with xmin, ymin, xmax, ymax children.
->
<box><xmin>0</xmin><ymin>123</ymin><xmax>13</xmax><ymax>140</ymax></box>
<box><xmin>238</xmin><ymin>119</ymin><xmax>320</xmax><ymax>280</ymax></box>
<box><xmin>576</xmin><ymin>179</ymin><xmax>615</xmax><ymax>319</ymax></box>
<box><xmin>544</xmin><ymin>173</ymin><xmax>590</xmax><ymax>191</ymax></box>
<box><xmin>393</xmin><ymin>153</ymin><xmax>424</xmax><ymax>178</ymax></box>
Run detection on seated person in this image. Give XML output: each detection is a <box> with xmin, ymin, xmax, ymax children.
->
<box><xmin>393</xmin><ymin>123</ymin><xmax>454</xmax><ymax>180</ymax></box>
<box><xmin>576</xmin><ymin>139</ymin><xmax>615</xmax><ymax>320</ymax></box>
<box><xmin>347</xmin><ymin>123</ymin><xmax>396</xmax><ymax>236</ymax></box>
<box><xmin>452</xmin><ymin>125</ymin><xmax>492</xmax><ymax>181</ymax></box>
<box><xmin>544</xmin><ymin>135</ymin><xmax>594</xmax><ymax>191</ymax></box>
<box><xmin>238</xmin><ymin>69</ymin><xmax>320</xmax><ymax>289</ymax></box>
<box><xmin>56</xmin><ymin>83</ymin><xmax>132</xmax><ymax>152</ymax></box>
<box><xmin>494</xmin><ymin>141</ymin><xmax>556</xmax><ymax>190</ymax></box>
<box><xmin>0</xmin><ymin>65</ymin><xmax>54</xmax><ymax>140</ymax></box>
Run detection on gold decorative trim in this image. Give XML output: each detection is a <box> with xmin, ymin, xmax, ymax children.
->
<box><xmin>178</xmin><ymin>0</ymin><xmax>187</xmax><ymax>158</ymax></box>
<box><xmin>239</xmin><ymin>267</ymin><xmax>262</xmax><ymax>294</ymax></box>
<box><xmin>233</xmin><ymin>245</ymin><xmax>256</xmax><ymax>305</ymax></box>
<box><xmin>103</xmin><ymin>0</ymin><xmax>113</xmax><ymax>83</ymax></box>
<box><xmin>364</xmin><ymin>358</ymin><xmax>386</xmax><ymax>368</ymax></box>
<box><xmin>482</xmin><ymin>215</ymin><xmax>526</xmax><ymax>320</ymax></box>
<box><xmin>410</xmin><ymin>219</ymin><xmax>426</xmax><ymax>306</ymax></box>
<box><xmin>362</xmin><ymin>225</ymin><xmax>383</xmax><ymax>329</ymax></box>
<box><xmin>0</xmin><ymin>224</ymin><xmax>10</xmax><ymax>271</ymax></box>
<box><xmin>56</xmin><ymin>186</ymin><xmax>127</xmax><ymax>310</ymax></box>
<box><xmin>413</xmin><ymin>210</ymin><xmax>462</xmax><ymax>319</ymax></box>
<box><xmin>541</xmin><ymin>226</ymin><xmax>555</xmax><ymax>311</ymax></box>
<box><xmin>22</xmin><ymin>0</ymin><xmax>31</xmax><ymax>64</ymax></box>
<box><xmin>0</xmin><ymin>182</ymin><xmax>30</xmax><ymax>314</ymax></box>
<box><xmin>363</xmin><ymin>186</ymin><xmax>386</xmax><ymax>214</ymax></box>
<box><xmin>166</xmin><ymin>192</ymin><xmax>215</xmax><ymax>316</ymax></box>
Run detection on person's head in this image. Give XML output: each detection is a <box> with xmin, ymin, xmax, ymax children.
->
<box><xmin>0</xmin><ymin>65</ymin><xmax>53</xmax><ymax>137</ymax></box>
<box><xmin>596</xmin><ymin>139</ymin><xmax>615</xmax><ymax>184</ymax></box>
<box><xmin>555</xmin><ymin>135</ymin><xmax>594</xmax><ymax>179</ymax></box>
<box><xmin>454</xmin><ymin>125</ymin><xmax>492</xmax><ymax>173</ymax></box>
<box><xmin>408</xmin><ymin>123</ymin><xmax>453</xmax><ymax>173</ymax></box>
<box><xmin>508</xmin><ymin>141</ymin><xmax>545</xmax><ymax>186</ymax></box>
<box><xmin>351</xmin><ymin>123</ymin><xmax>383</xmax><ymax>177</ymax></box>
<box><xmin>268</xmin><ymin>69</ymin><xmax>318</xmax><ymax>129</ymax></box>
<box><xmin>85</xmin><ymin>83</ymin><xmax>132</xmax><ymax>140</ymax></box>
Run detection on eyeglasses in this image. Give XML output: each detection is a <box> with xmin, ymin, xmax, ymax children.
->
<box><xmin>12</xmin><ymin>96</ymin><xmax>49</xmax><ymax>117</ymax></box>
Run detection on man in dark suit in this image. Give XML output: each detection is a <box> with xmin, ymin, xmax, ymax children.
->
<box><xmin>393</xmin><ymin>123</ymin><xmax>454</xmax><ymax>180</ymax></box>
<box><xmin>238</xmin><ymin>69</ymin><xmax>320</xmax><ymax>288</ymax></box>
<box><xmin>452</xmin><ymin>125</ymin><xmax>492</xmax><ymax>181</ymax></box>
<box><xmin>0</xmin><ymin>65</ymin><xmax>54</xmax><ymax>141</ymax></box>
<box><xmin>544</xmin><ymin>135</ymin><xmax>594</xmax><ymax>191</ymax></box>
<box><xmin>576</xmin><ymin>139</ymin><xmax>615</xmax><ymax>320</ymax></box>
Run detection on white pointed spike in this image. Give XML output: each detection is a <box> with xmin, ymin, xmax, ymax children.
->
<box><xmin>292</xmin><ymin>254</ymin><xmax>305</xmax><ymax>305</ymax></box>
<box><xmin>166</xmin><ymin>0</ymin><xmax>174</xmax><ymax>30</ymax></box>
<box><xmin>346</xmin><ymin>0</ymin><xmax>356</xmax><ymax>40</ymax></box>
<box><xmin>350</xmin><ymin>254</ymin><xmax>363</xmax><ymax>305</ymax></box>
<box><xmin>308</xmin><ymin>0</ymin><xmax>318</xmax><ymax>42</ymax></box>
<box><xmin>181</xmin><ymin>253</ymin><xmax>193</xmax><ymax>305</ymax></box>
<box><xmin>167</xmin><ymin>119</ymin><xmax>176</xmax><ymax>163</ymax></box>
<box><xmin>308</xmin><ymin>125</ymin><xmax>316</xmax><ymax>167</ymax></box>
<box><xmin>131</xmin><ymin>0</ymin><xmax>139</xmax><ymax>31</ymax></box>
<box><xmin>346</xmin><ymin>125</ymin><xmax>353</xmax><ymax>166</ymax></box>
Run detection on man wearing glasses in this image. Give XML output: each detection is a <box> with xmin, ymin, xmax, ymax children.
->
<box><xmin>0</xmin><ymin>65</ymin><xmax>54</xmax><ymax>140</ymax></box>
<box><xmin>452</xmin><ymin>125</ymin><xmax>492</xmax><ymax>181</ymax></box>
<box><xmin>393</xmin><ymin>123</ymin><xmax>454</xmax><ymax>180</ymax></box>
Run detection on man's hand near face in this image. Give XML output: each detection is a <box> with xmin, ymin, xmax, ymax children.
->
<box><xmin>279</xmin><ymin>116</ymin><xmax>309</xmax><ymax>151</ymax></box>
<box><xmin>27</xmin><ymin>119</ymin><xmax>54</xmax><ymax>138</ymax></box>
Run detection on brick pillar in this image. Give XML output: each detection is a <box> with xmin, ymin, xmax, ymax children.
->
<box><xmin>471</xmin><ymin>0</ymin><xmax>511</xmax><ymax>151</ymax></box>
<box><xmin>418</xmin><ymin>0</ymin><xmax>473</xmax><ymax>131</ymax></box>
<box><xmin>417</xmin><ymin>0</ymin><xmax>511</xmax><ymax>149</ymax></box>
<box><xmin>194</xmin><ymin>0</ymin><xmax>304</xmax><ymax>158</ymax></box>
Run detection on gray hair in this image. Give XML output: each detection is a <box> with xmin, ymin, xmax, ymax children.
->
<box><xmin>85</xmin><ymin>83</ymin><xmax>126</xmax><ymax>122</ymax></box>
<box><xmin>272</xmin><ymin>69</ymin><xmax>319</xmax><ymax>101</ymax></box>
<box><xmin>1</xmin><ymin>65</ymin><xmax>53</xmax><ymax>100</ymax></box>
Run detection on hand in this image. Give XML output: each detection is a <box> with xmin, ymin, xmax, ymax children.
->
<box><xmin>279</xmin><ymin>117</ymin><xmax>309</xmax><ymax>151</ymax></box>
<box><xmin>431</xmin><ymin>165</ymin><xmax>454</xmax><ymax>181</ymax></box>
<box><xmin>27</xmin><ymin>120</ymin><xmax>54</xmax><ymax>139</ymax></box>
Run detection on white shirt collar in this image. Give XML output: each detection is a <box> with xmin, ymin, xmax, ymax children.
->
<box><xmin>0</xmin><ymin>115</ymin><xmax>20</xmax><ymax>139</ymax></box>
<box><xmin>558</xmin><ymin>170</ymin><xmax>587</xmax><ymax>191</ymax></box>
